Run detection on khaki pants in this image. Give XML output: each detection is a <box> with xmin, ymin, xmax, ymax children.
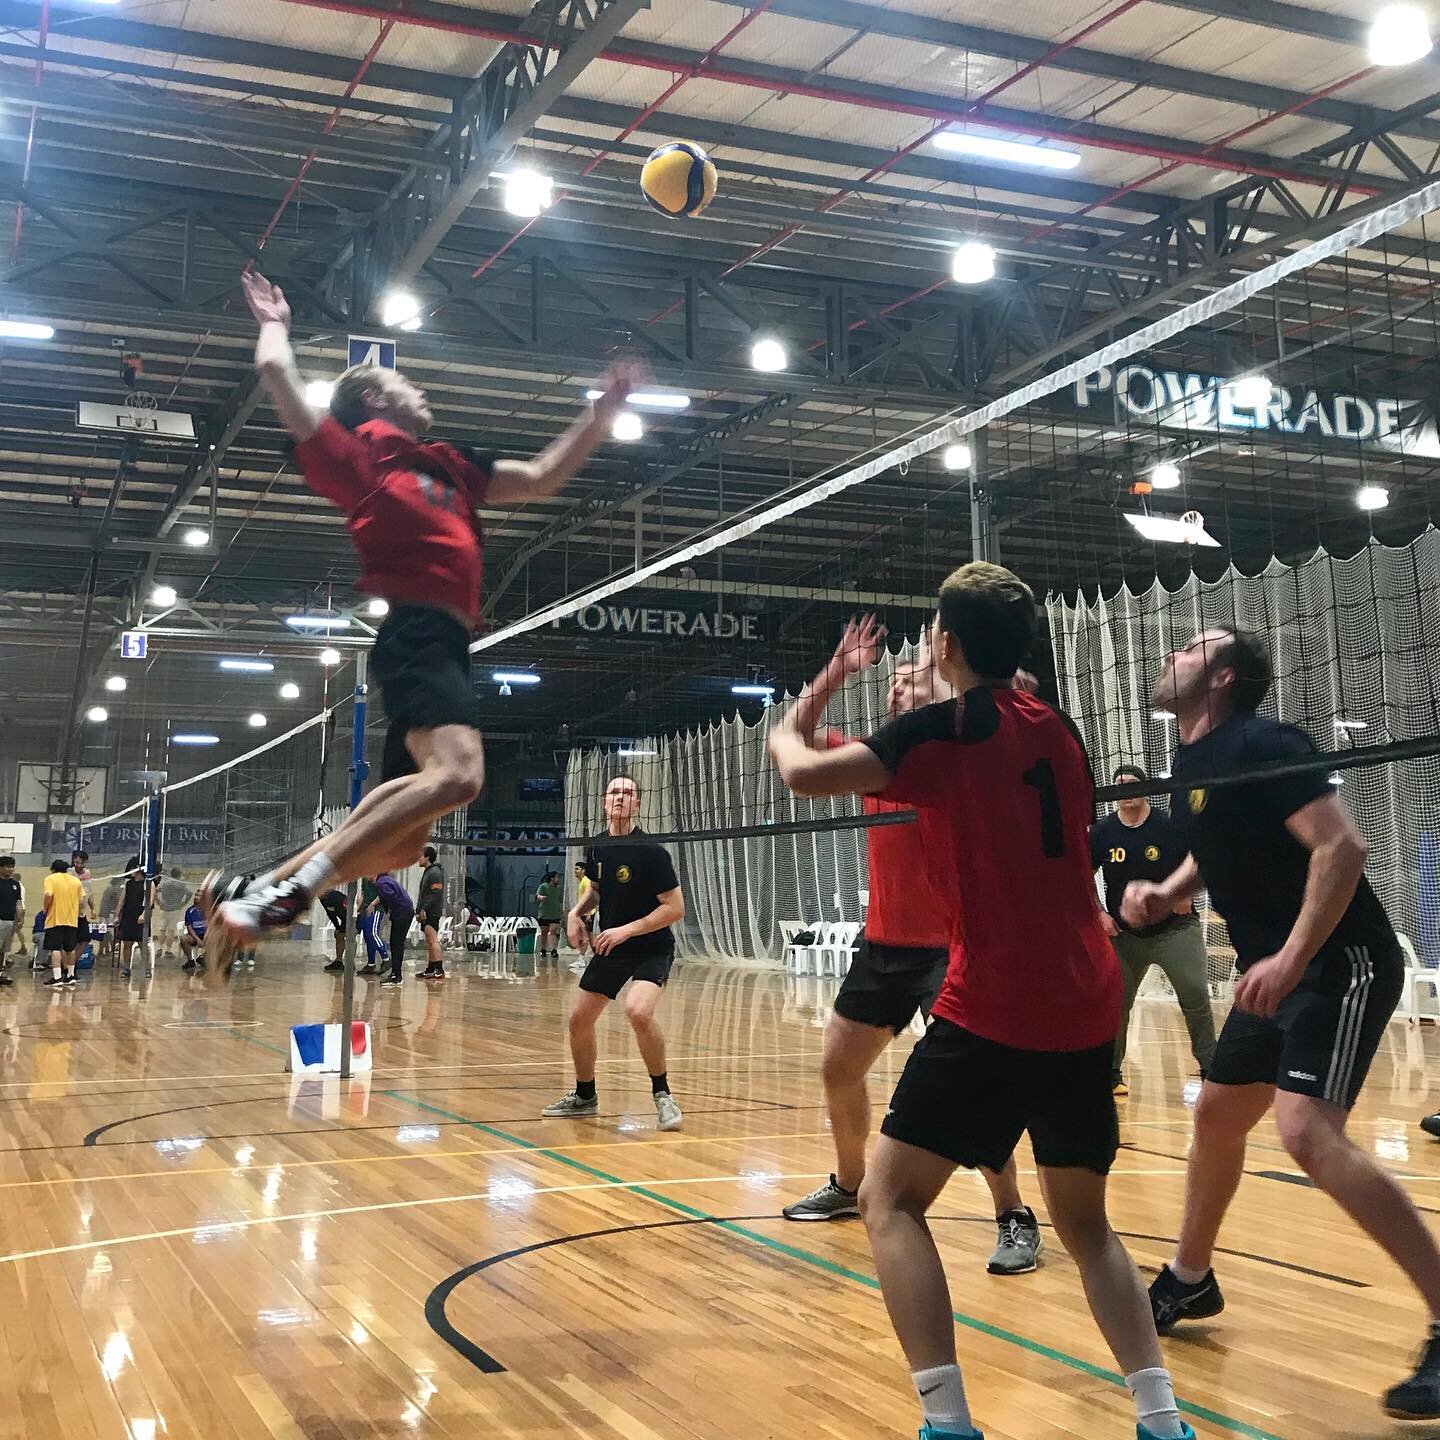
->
<box><xmin>1113</xmin><ymin>921</ymin><xmax>1218</xmax><ymax>1082</ymax></box>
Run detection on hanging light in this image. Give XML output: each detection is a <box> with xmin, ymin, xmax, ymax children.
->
<box><xmin>751</xmin><ymin>337</ymin><xmax>788</xmax><ymax>372</ymax></box>
<box><xmin>151</xmin><ymin>584</ymin><xmax>178</xmax><ymax>607</ymax></box>
<box><xmin>381</xmin><ymin>291</ymin><xmax>423</xmax><ymax>331</ymax></box>
<box><xmin>952</xmin><ymin>241</ymin><xmax>997</xmax><ymax>285</ymax></box>
<box><xmin>1357</xmin><ymin>484</ymin><xmax>1390</xmax><ymax>511</ymax></box>
<box><xmin>1369</xmin><ymin>4</ymin><xmax>1432</xmax><ymax>64</ymax></box>
<box><xmin>86</xmin><ymin>706</ymin><xmax>108</xmax><ymax>724</ymax></box>
<box><xmin>942</xmin><ymin>444</ymin><xmax>972</xmax><ymax>471</ymax></box>
<box><xmin>1150</xmin><ymin>461</ymin><xmax>1182</xmax><ymax>490</ymax></box>
<box><xmin>105</xmin><ymin>676</ymin><xmax>127</xmax><ymax>693</ymax></box>
<box><xmin>319</xmin><ymin>648</ymin><xmax>342</xmax><ymax>666</ymax></box>
<box><xmin>504</xmin><ymin>169</ymin><xmax>555</xmax><ymax>217</ymax></box>
<box><xmin>183</xmin><ymin>527</ymin><xmax>210</xmax><ymax>547</ymax></box>
<box><xmin>280</xmin><ymin>682</ymin><xmax>301</xmax><ymax>700</ymax></box>
<box><xmin>612</xmin><ymin>411</ymin><xmax>644</xmax><ymax>442</ymax></box>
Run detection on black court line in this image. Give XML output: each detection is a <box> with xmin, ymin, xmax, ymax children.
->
<box><xmin>83</xmin><ymin>1094</ymin><xmax>299</xmax><ymax>1146</ymax></box>
<box><xmin>425</xmin><ymin>1210</ymin><xmax>1370</xmax><ymax>1379</ymax></box>
<box><xmin>6</xmin><ymin>1099</ymin><xmax>813</xmax><ymax>1157</ymax></box>
<box><xmin>1125</xmin><ymin>1141</ymin><xmax>1440</xmax><ymax>1220</ymax></box>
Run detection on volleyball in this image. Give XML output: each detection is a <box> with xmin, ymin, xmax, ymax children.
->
<box><xmin>640</xmin><ymin>142</ymin><xmax>718</xmax><ymax>218</ymax></box>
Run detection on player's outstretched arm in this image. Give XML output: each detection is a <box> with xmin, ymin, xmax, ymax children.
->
<box><xmin>487</xmin><ymin>360</ymin><xmax>649</xmax><ymax>504</ymax></box>
<box><xmin>242</xmin><ymin>271</ymin><xmax>321</xmax><ymax>445</ymax></box>
<box><xmin>786</xmin><ymin>614</ymin><xmax>886</xmax><ymax>746</ymax></box>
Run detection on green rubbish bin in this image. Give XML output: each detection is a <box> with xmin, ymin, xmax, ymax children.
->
<box><xmin>516</xmin><ymin>928</ymin><xmax>537</xmax><ymax>956</ymax></box>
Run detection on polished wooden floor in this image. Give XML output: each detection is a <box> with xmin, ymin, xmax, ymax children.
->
<box><xmin>1</xmin><ymin>944</ymin><xmax>1437</xmax><ymax>1440</ymax></box>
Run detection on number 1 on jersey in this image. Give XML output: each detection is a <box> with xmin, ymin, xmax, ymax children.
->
<box><xmin>1022</xmin><ymin>759</ymin><xmax>1065</xmax><ymax>858</ymax></box>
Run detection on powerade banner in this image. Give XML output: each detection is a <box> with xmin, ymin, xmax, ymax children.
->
<box><xmin>1071</xmin><ymin>365</ymin><xmax>1440</xmax><ymax>457</ymax></box>
<box><xmin>463</xmin><ymin>825</ymin><xmax>564</xmax><ymax>855</ymax></box>
<box><xmin>550</xmin><ymin>604</ymin><xmax>761</xmax><ymax>640</ymax></box>
<box><xmin>64</xmin><ymin>821</ymin><xmax>222</xmax><ymax>853</ymax></box>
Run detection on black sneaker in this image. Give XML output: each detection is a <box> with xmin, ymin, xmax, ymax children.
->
<box><xmin>381</xmin><ymin>973</ymin><xmax>403</xmax><ymax>986</ymax></box>
<box><xmin>0</xmin><ymin>972</ymin><xmax>11</xmax><ymax>987</ymax></box>
<box><xmin>181</xmin><ymin>959</ymin><xmax>198</xmax><ymax>972</ymax></box>
<box><xmin>1149</xmin><ymin>1264</ymin><xmax>1225</xmax><ymax>1333</ymax></box>
<box><xmin>1385</xmin><ymin>1331</ymin><xmax>1440</xmax><ymax>1417</ymax></box>
<box><xmin>43</xmin><ymin>974</ymin><xmax>64</xmax><ymax>987</ymax></box>
<box><xmin>358</xmin><ymin>964</ymin><xmax>379</xmax><ymax>977</ymax></box>
<box><xmin>1421</xmin><ymin>1113</ymin><xmax>1440</xmax><ymax>1140</ymax></box>
<box><xmin>64</xmin><ymin>974</ymin><xmax>77</xmax><ymax>988</ymax></box>
<box><xmin>324</xmin><ymin>960</ymin><xmax>344</xmax><ymax>974</ymax></box>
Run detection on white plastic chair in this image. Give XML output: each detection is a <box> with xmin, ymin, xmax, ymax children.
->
<box><xmin>778</xmin><ymin>919</ymin><xmax>804</xmax><ymax>970</ymax></box>
<box><xmin>790</xmin><ymin>921</ymin><xmax>829</xmax><ymax>976</ymax></box>
<box><xmin>819</xmin><ymin>921</ymin><xmax>861</xmax><ymax>977</ymax></box>
<box><xmin>1398</xmin><ymin>933</ymin><xmax>1440</xmax><ymax>1022</ymax></box>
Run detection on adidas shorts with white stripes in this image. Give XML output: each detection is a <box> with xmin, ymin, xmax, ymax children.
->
<box><xmin>1209</xmin><ymin>939</ymin><xmax>1403</xmax><ymax>1108</ymax></box>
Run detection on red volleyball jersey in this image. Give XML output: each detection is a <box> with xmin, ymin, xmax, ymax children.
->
<box><xmin>862</xmin><ymin>686</ymin><xmax>1120</xmax><ymax>1052</ymax></box>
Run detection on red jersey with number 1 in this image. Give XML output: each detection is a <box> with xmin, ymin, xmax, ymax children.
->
<box><xmin>825</xmin><ymin>730</ymin><xmax>947</xmax><ymax>948</ymax></box>
<box><xmin>861</xmin><ymin>686</ymin><xmax>1119</xmax><ymax>1052</ymax></box>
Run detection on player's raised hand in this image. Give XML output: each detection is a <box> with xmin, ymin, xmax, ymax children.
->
<box><xmin>833</xmin><ymin>613</ymin><xmax>886</xmax><ymax>676</ymax></box>
<box><xmin>589</xmin><ymin>358</ymin><xmax>652</xmax><ymax>424</ymax></box>
<box><xmin>241</xmin><ymin>270</ymin><xmax>292</xmax><ymax>331</ymax></box>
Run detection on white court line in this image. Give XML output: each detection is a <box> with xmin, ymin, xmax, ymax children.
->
<box><xmin>0</xmin><ymin>1049</ymin><xmax>818</xmax><ymax>1093</ymax></box>
<box><xmin>0</xmin><ymin>1166</ymin><xmax>1191</xmax><ymax>1267</ymax></box>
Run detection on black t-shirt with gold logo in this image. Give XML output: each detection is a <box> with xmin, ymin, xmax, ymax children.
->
<box><xmin>1170</xmin><ymin>712</ymin><xmax>1393</xmax><ymax>969</ymax></box>
<box><xmin>584</xmin><ymin>828</ymin><xmax>679</xmax><ymax>960</ymax></box>
<box><xmin>1090</xmin><ymin>807</ymin><xmax>1191</xmax><ymax>937</ymax></box>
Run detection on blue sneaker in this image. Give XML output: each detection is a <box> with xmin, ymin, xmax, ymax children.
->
<box><xmin>1138</xmin><ymin>1426</ymin><xmax>1196</xmax><ymax>1440</ymax></box>
<box><xmin>919</xmin><ymin>1427</ymin><xmax>983</xmax><ymax>1440</ymax></box>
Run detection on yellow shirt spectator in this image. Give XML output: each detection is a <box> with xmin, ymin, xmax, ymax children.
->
<box><xmin>42</xmin><ymin>869</ymin><xmax>84</xmax><ymax>929</ymax></box>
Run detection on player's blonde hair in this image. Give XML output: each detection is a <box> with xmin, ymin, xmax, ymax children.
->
<box><xmin>937</xmin><ymin>562</ymin><xmax>1036</xmax><ymax>680</ymax></box>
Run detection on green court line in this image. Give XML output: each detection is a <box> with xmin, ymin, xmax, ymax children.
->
<box><xmin>382</xmin><ymin>1090</ymin><xmax>1287</xmax><ymax>1440</ymax></box>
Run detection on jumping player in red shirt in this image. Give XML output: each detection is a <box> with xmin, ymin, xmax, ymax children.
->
<box><xmin>202</xmin><ymin>271</ymin><xmax>639</xmax><ymax>975</ymax></box>
<box><xmin>769</xmin><ymin>562</ymin><xmax>1193</xmax><ymax>1440</ymax></box>
<box><xmin>780</xmin><ymin>614</ymin><xmax>1042</xmax><ymax>1277</ymax></box>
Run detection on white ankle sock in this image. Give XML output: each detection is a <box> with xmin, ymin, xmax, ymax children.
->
<box><xmin>1168</xmin><ymin>1257</ymin><xmax>1208</xmax><ymax>1285</ymax></box>
<box><xmin>291</xmin><ymin>855</ymin><xmax>336</xmax><ymax>898</ymax></box>
<box><xmin>1127</xmin><ymin>1366</ymin><xmax>1185</xmax><ymax>1438</ymax></box>
<box><xmin>911</xmin><ymin>1363</ymin><xmax>974</xmax><ymax>1435</ymax></box>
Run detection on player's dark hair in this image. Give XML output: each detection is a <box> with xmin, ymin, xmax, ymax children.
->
<box><xmin>937</xmin><ymin>563</ymin><xmax>1037</xmax><ymax>681</ymax></box>
<box><xmin>1112</xmin><ymin>764</ymin><xmax>1149</xmax><ymax>784</ymax></box>
<box><xmin>0</xmin><ymin>857</ymin><xmax>12</xmax><ymax>867</ymax></box>
<box><xmin>423</xmin><ymin>845</ymin><xmax>438</xmax><ymax>863</ymax></box>
<box><xmin>50</xmin><ymin>859</ymin><xmax>68</xmax><ymax>873</ymax></box>
<box><xmin>73</xmin><ymin>850</ymin><xmax>89</xmax><ymax>863</ymax></box>
<box><xmin>331</xmin><ymin>364</ymin><xmax>384</xmax><ymax>431</ymax></box>
<box><xmin>1214</xmin><ymin>627</ymin><xmax>1273</xmax><ymax>712</ymax></box>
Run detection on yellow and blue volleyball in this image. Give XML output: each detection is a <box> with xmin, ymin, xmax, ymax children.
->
<box><xmin>640</xmin><ymin>142</ymin><xmax>718</xmax><ymax>218</ymax></box>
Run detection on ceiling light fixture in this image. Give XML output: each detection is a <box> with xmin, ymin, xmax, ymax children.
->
<box><xmin>305</xmin><ymin>381</ymin><xmax>335</xmax><ymax>408</ymax></box>
<box><xmin>612</xmin><ymin>410</ymin><xmax>644</xmax><ymax>442</ymax></box>
<box><xmin>365</xmin><ymin>598</ymin><xmax>390</xmax><ymax>618</ymax></box>
<box><xmin>588</xmin><ymin>389</ymin><xmax>690</xmax><ymax>410</ymax></box>
<box><xmin>105</xmin><ymin>676</ymin><xmax>127</xmax><ymax>693</ymax></box>
<box><xmin>151</xmin><ymin>584</ymin><xmax>178</xmax><ymax>608</ymax></box>
<box><xmin>1357</xmin><ymin>484</ymin><xmax>1390</xmax><ymax>511</ymax></box>
<box><xmin>285</xmin><ymin>613</ymin><xmax>352</xmax><ymax>631</ymax></box>
<box><xmin>932</xmin><ymin>130</ymin><xmax>1082</xmax><ymax>171</ymax></box>
<box><xmin>503</xmin><ymin>169</ymin><xmax>555</xmax><ymax>217</ymax></box>
<box><xmin>942</xmin><ymin>443</ymin><xmax>972</xmax><ymax>471</ymax></box>
<box><xmin>319</xmin><ymin>648</ymin><xmax>342</xmax><ymax>666</ymax></box>
<box><xmin>751</xmin><ymin>337</ymin><xmax>788</xmax><ymax>373</ymax></box>
<box><xmin>381</xmin><ymin>291</ymin><xmax>423</xmax><ymax>331</ymax></box>
<box><xmin>171</xmin><ymin>733</ymin><xmax>220</xmax><ymax>746</ymax></box>
<box><xmin>492</xmin><ymin>671</ymin><xmax>541</xmax><ymax>686</ymax></box>
<box><xmin>1150</xmin><ymin>461</ymin><xmax>1182</xmax><ymax>490</ymax></box>
<box><xmin>183</xmin><ymin>527</ymin><xmax>210</xmax><ymax>547</ymax></box>
<box><xmin>280</xmin><ymin>682</ymin><xmax>301</xmax><ymax>699</ymax></box>
<box><xmin>86</xmin><ymin>706</ymin><xmax>108</xmax><ymax>723</ymax></box>
<box><xmin>0</xmin><ymin>319</ymin><xmax>55</xmax><ymax>340</ymax></box>
<box><xmin>248</xmin><ymin>713</ymin><xmax>268</xmax><ymax>729</ymax></box>
<box><xmin>1369</xmin><ymin>3</ymin><xmax>1432</xmax><ymax>64</ymax></box>
<box><xmin>1123</xmin><ymin>512</ymin><xmax>1221</xmax><ymax>547</ymax></box>
<box><xmin>731</xmin><ymin>683</ymin><xmax>776</xmax><ymax>698</ymax></box>
<box><xmin>951</xmin><ymin>240</ymin><xmax>997</xmax><ymax>285</ymax></box>
<box><xmin>219</xmin><ymin>658</ymin><xmax>275</xmax><ymax>673</ymax></box>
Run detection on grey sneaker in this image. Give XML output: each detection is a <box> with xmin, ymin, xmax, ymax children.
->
<box><xmin>654</xmin><ymin>1092</ymin><xmax>682</xmax><ymax>1131</ymax></box>
<box><xmin>987</xmin><ymin>1208</ymin><xmax>1043</xmax><ymax>1275</ymax></box>
<box><xmin>782</xmin><ymin>1175</ymin><xmax>861</xmax><ymax>1221</ymax></box>
<box><xmin>542</xmin><ymin>1091</ymin><xmax>599</xmax><ymax>1118</ymax></box>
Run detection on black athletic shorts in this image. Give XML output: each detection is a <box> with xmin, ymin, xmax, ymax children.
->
<box><xmin>1209</xmin><ymin>939</ymin><xmax>1403</xmax><ymax>1108</ymax></box>
<box><xmin>579</xmin><ymin>949</ymin><xmax>674</xmax><ymax>1000</ymax></box>
<box><xmin>44</xmin><ymin>925</ymin><xmax>80</xmax><ymax>954</ymax></box>
<box><xmin>834</xmin><ymin>936</ymin><xmax>948</xmax><ymax>1035</ymax></box>
<box><xmin>370</xmin><ymin>604</ymin><xmax>479</xmax><ymax>782</ymax></box>
<box><xmin>116</xmin><ymin>919</ymin><xmax>145</xmax><ymax>944</ymax></box>
<box><xmin>77</xmin><ymin>916</ymin><xmax>91</xmax><ymax>945</ymax></box>
<box><xmin>418</xmin><ymin>901</ymin><xmax>443</xmax><ymax>932</ymax></box>
<box><xmin>881</xmin><ymin>1017</ymin><xmax>1119</xmax><ymax>1175</ymax></box>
